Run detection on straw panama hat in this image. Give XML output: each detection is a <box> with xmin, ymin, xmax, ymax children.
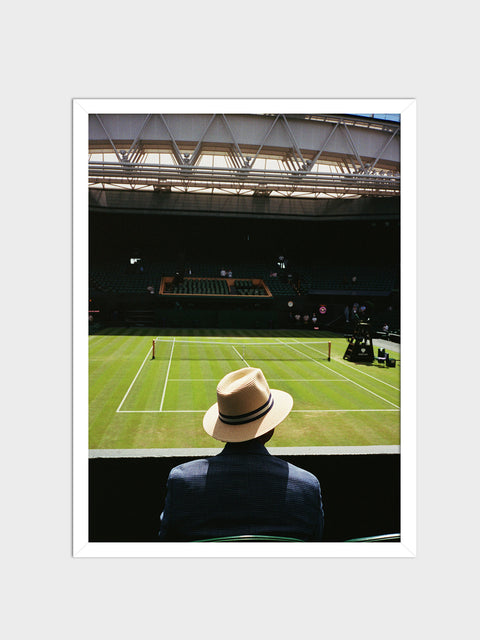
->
<box><xmin>203</xmin><ymin>367</ymin><xmax>294</xmax><ymax>442</ymax></box>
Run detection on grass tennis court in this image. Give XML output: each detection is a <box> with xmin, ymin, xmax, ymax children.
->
<box><xmin>89</xmin><ymin>328</ymin><xmax>400</xmax><ymax>450</ymax></box>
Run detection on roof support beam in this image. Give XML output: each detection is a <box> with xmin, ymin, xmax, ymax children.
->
<box><xmin>306</xmin><ymin>122</ymin><xmax>340</xmax><ymax>170</ymax></box>
<box><xmin>342</xmin><ymin>121</ymin><xmax>367</xmax><ymax>173</ymax></box>
<box><xmin>125</xmin><ymin>114</ymin><xmax>152</xmax><ymax>163</ymax></box>
<box><xmin>158</xmin><ymin>114</ymin><xmax>184</xmax><ymax>165</ymax></box>
<box><xmin>281</xmin><ymin>114</ymin><xmax>307</xmax><ymax>169</ymax></box>
<box><xmin>367</xmin><ymin>127</ymin><xmax>400</xmax><ymax>174</ymax></box>
<box><xmin>188</xmin><ymin>113</ymin><xmax>217</xmax><ymax>166</ymax></box>
<box><xmin>248</xmin><ymin>114</ymin><xmax>281</xmax><ymax>167</ymax></box>
<box><xmin>94</xmin><ymin>115</ymin><xmax>123</xmax><ymax>162</ymax></box>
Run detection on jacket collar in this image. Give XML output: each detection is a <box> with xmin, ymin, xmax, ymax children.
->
<box><xmin>219</xmin><ymin>439</ymin><xmax>271</xmax><ymax>456</ymax></box>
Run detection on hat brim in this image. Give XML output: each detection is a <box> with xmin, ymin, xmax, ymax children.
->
<box><xmin>203</xmin><ymin>389</ymin><xmax>293</xmax><ymax>443</ymax></box>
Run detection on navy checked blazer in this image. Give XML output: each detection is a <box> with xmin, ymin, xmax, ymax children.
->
<box><xmin>158</xmin><ymin>439</ymin><xmax>324</xmax><ymax>542</ymax></box>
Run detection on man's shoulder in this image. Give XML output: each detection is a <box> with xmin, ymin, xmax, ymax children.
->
<box><xmin>249</xmin><ymin>451</ymin><xmax>319</xmax><ymax>487</ymax></box>
<box><xmin>282</xmin><ymin>459</ymin><xmax>320</xmax><ymax>487</ymax></box>
<box><xmin>168</xmin><ymin>458</ymin><xmax>210</xmax><ymax>478</ymax></box>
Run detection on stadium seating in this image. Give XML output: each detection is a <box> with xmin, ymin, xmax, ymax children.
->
<box><xmin>165</xmin><ymin>278</ymin><xmax>230</xmax><ymax>295</ymax></box>
<box><xmin>296</xmin><ymin>264</ymin><xmax>397</xmax><ymax>294</ymax></box>
<box><xmin>233</xmin><ymin>279</ymin><xmax>267</xmax><ymax>295</ymax></box>
<box><xmin>89</xmin><ymin>258</ymin><xmax>398</xmax><ymax>299</ymax></box>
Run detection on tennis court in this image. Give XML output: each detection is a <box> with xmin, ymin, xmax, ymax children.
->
<box><xmin>89</xmin><ymin>329</ymin><xmax>400</xmax><ymax>450</ymax></box>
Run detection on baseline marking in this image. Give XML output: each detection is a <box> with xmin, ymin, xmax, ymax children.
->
<box><xmin>117</xmin><ymin>408</ymin><xmax>399</xmax><ymax>413</ymax></box>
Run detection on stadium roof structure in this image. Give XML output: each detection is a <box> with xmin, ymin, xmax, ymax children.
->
<box><xmin>89</xmin><ymin>113</ymin><xmax>400</xmax><ymax>200</ymax></box>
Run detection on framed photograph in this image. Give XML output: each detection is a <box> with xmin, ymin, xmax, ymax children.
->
<box><xmin>73</xmin><ymin>98</ymin><xmax>416</xmax><ymax>558</ymax></box>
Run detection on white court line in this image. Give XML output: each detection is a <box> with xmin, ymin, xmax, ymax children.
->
<box><xmin>159</xmin><ymin>337</ymin><xmax>175</xmax><ymax>411</ymax></box>
<box><xmin>331</xmin><ymin>355</ymin><xmax>400</xmax><ymax>390</ymax></box>
<box><xmin>233</xmin><ymin>345</ymin><xmax>249</xmax><ymax>366</ymax></box>
<box><xmin>292</xmin><ymin>409</ymin><xmax>399</xmax><ymax>412</ymax></box>
<box><xmin>117</xmin><ymin>410</ymin><xmax>175</xmax><ymax>413</ymax></box>
<box><xmin>277</xmin><ymin>339</ymin><xmax>400</xmax><ymax>409</ymax></box>
<box><xmin>293</xmin><ymin>338</ymin><xmax>400</xmax><ymax>391</ymax></box>
<box><xmin>117</xmin><ymin>408</ymin><xmax>399</xmax><ymax>413</ymax></box>
<box><xmin>116</xmin><ymin>346</ymin><xmax>153</xmax><ymax>412</ymax></box>
<box><xmin>168</xmin><ymin>378</ymin><xmax>350</xmax><ymax>382</ymax></box>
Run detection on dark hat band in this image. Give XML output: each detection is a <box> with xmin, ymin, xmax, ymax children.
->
<box><xmin>218</xmin><ymin>393</ymin><xmax>274</xmax><ymax>425</ymax></box>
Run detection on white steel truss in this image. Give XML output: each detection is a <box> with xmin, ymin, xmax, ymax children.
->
<box><xmin>89</xmin><ymin>113</ymin><xmax>400</xmax><ymax>198</ymax></box>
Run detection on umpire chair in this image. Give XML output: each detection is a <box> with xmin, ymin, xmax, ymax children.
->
<box><xmin>343</xmin><ymin>322</ymin><xmax>375</xmax><ymax>363</ymax></box>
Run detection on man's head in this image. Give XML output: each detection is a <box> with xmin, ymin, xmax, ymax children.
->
<box><xmin>203</xmin><ymin>367</ymin><xmax>293</xmax><ymax>443</ymax></box>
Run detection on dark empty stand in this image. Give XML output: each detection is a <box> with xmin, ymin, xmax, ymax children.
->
<box><xmin>298</xmin><ymin>264</ymin><xmax>397</xmax><ymax>296</ymax></box>
<box><xmin>90</xmin><ymin>259</ymin><xmax>397</xmax><ymax>298</ymax></box>
<box><xmin>89</xmin><ymin>208</ymin><xmax>400</xmax><ymax>333</ymax></box>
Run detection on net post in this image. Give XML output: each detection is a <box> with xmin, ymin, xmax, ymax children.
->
<box><xmin>328</xmin><ymin>341</ymin><xmax>331</xmax><ymax>361</ymax></box>
<box><xmin>152</xmin><ymin>339</ymin><xmax>155</xmax><ymax>359</ymax></box>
